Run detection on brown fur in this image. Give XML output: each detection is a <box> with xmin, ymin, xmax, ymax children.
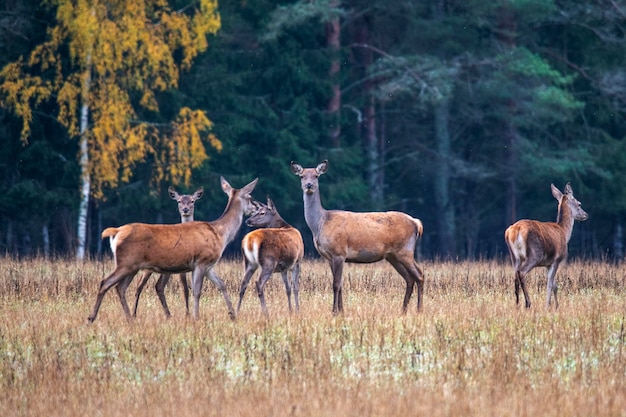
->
<box><xmin>291</xmin><ymin>160</ymin><xmax>424</xmax><ymax>314</ymax></box>
<box><xmin>504</xmin><ymin>183</ymin><xmax>588</xmax><ymax>309</ymax></box>
<box><xmin>238</xmin><ymin>198</ymin><xmax>304</xmax><ymax>315</ymax></box>
<box><xmin>87</xmin><ymin>177</ymin><xmax>258</xmax><ymax>322</ymax></box>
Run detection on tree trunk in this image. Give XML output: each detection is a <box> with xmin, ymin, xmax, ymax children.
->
<box><xmin>352</xmin><ymin>14</ymin><xmax>383</xmax><ymax>209</ymax></box>
<box><xmin>326</xmin><ymin>2</ymin><xmax>341</xmax><ymax>148</ymax></box>
<box><xmin>433</xmin><ymin>98</ymin><xmax>456</xmax><ymax>258</ymax></box>
<box><xmin>76</xmin><ymin>62</ymin><xmax>92</xmax><ymax>261</ymax></box>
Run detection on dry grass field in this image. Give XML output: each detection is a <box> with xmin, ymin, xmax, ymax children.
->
<box><xmin>0</xmin><ymin>256</ymin><xmax>624</xmax><ymax>417</ymax></box>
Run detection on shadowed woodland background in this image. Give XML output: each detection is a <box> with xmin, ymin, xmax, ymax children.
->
<box><xmin>0</xmin><ymin>0</ymin><xmax>624</xmax><ymax>260</ymax></box>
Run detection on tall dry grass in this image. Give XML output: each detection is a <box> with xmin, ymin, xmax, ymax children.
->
<box><xmin>0</xmin><ymin>257</ymin><xmax>624</xmax><ymax>417</ymax></box>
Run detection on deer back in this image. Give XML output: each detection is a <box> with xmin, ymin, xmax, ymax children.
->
<box><xmin>316</xmin><ymin>210</ymin><xmax>422</xmax><ymax>260</ymax></box>
<box><xmin>104</xmin><ymin>222</ymin><xmax>223</xmax><ymax>273</ymax></box>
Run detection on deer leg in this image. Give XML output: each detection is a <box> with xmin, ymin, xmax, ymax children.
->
<box><xmin>329</xmin><ymin>257</ymin><xmax>345</xmax><ymax>314</ymax></box>
<box><xmin>292</xmin><ymin>261</ymin><xmax>301</xmax><ymax>313</ymax></box>
<box><xmin>114</xmin><ymin>273</ymin><xmax>136</xmax><ymax>320</ymax></box>
<box><xmin>133</xmin><ymin>271</ymin><xmax>152</xmax><ymax>317</ymax></box>
<box><xmin>154</xmin><ymin>273</ymin><xmax>173</xmax><ymax>318</ymax></box>
<box><xmin>546</xmin><ymin>263</ymin><xmax>560</xmax><ymax>309</ymax></box>
<box><xmin>191</xmin><ymin>267</ymin><xmax>207</xmax><ymax>320</ymax></box>
<box><xmin>238</xmin><ymin>259</ymin><xmax>258</xmax><ymax>313</ymax></box>
<box><xmin>279</xmin><ymin>270</ymin><xmax>292</xmax><ymax>314</ymax></box>
<box><xmin>514</xmin><ymin>271</ymin><xmax>521</xmax><ymax>305</ymax></box>
<box><xmin>517</xmin><ymin>269</ymin><xmax>532</xmax><ymax>309</ymax></box>
<box><xmin>256</xmin><ymin>266</ymin><xmax>275</xmax><ymax>317</ymax></box>
<box><xmin>88</xmin><ymin>266</ymin><xmax>136</xmax><ymax>322</ymax></box>
<box><xmin>179</xmin><ymin>273</ymin><xmax>190</xmax><ymax>316</ymax></box>
<box><xmin>206</xmin><ymin>269</ymin><xmax>236</xmax><ymax>321</ymax></box>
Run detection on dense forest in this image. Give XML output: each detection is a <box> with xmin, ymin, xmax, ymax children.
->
<box><xmin>0</xmin><ymin>0</ymin><xmax>624</xmax><ymax>261</ymax></box>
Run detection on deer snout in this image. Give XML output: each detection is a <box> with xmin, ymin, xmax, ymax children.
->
<box><xmin>304</xmin><ymin>182</ymin><xmax>315</xmax><ymax>193</ymax></box>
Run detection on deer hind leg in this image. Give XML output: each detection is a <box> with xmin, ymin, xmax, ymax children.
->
<box><xmin>387</xmin><ymin>255</ymin><xmax>424</xmax><ymax>313</ymax></box>
<box><xmin>516</xmin><ymin>266</ymin><xmax>533</xmax><ymax>309</ymax></box>
<box><xmin>292</xmin><ymin>261</ymin><xmax>301</xmax><ymax>313</ymax></box>
<box><xmin>545</xmin><ymin>263</ymin><xmax>560</xmax><ymax>309</ymax></box>
<box><xmin>329</xmin><ymin>256</ymin><xmax>345</xmax><ymax>314</ymax></box>
<box><xmin>114</xmin><ymin>273</ymin><xmax>137</xmax><ymax>320</ymax></box>
<box><xmin>279</xmin><ymin>270</ymin><xmax>293</xmax><ymax>314</ymax></box>
<box><xmin>206</xmin><ymin>269</ymin><xmax>236</xmax><ymax>320</ymax></box>
<box><xmin>256</xmin><ymin>264</ymin><xmax>276</xmax><ymax>317</ymax></box>
<box><xmin>154</xmin><ymin>274</ymin><xmax>173</xmax><ymax>318</ymax></box>
<box><xmin>133</xmin><ymin>271</ymin><xmax>152</xmax><ymax>317</ymax></box>
<box><xmin>88</xmin><ymin>265</ymin><xmax>136</xmax><ymax>322</ymax></box>
<box><xmin>238</xmin><ymin>259</ymin><xmax>259</xmax><ymax>313</ymax></box>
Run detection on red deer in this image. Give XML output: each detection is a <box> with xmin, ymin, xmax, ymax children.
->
<box><xmin>504</xmin><ymin>182</ymin><xmax>588</xmax><ymax>309</ymax></box>
<box><xmin>133</xmin><ymin>186</ymin><xmax>204</xmax><ymax>318</ymax></box>
<box><xmin>290</xmin><ymin>160</ymin><xmax>424</xmax><ymax>314</ymax></box>
<box><xmin>88</xmin><ymin>177</ymin><xmax>258</xmax><ymax>322</ymax></box>
<box><xmin>237</xmin><ymin>197</ymin><xmax>304</xmax><ymax>316</ymax></box>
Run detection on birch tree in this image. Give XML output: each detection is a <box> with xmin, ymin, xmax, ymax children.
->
<box><xmin>0</xmin><ymin>0</ymin><xmax>222</xmax><ymax>259</ymax></box>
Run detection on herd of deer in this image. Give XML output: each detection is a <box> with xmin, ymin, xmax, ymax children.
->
<box><xmin>87</xmin><ymin>160</ymin><xmax>588</xmax><ymax>323</ymax></box>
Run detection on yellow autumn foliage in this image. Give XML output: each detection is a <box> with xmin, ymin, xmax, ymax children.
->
<box><xmin>0</xmin><ymin>0</ymin><xmax>221</xmax><ymax>200</ymax></box>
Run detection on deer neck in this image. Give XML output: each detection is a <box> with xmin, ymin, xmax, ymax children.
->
<box><xmin>556</xmin><ymin>197</ymin><xmax>575</xmax><ymax>242</ymax></box>
<box><xmin>211</xmin><ymin>199</ymin><xmax>244</xmax><ymax>247</ymax></box>
<box><xmin>303</xmin><ymin>189</ymin><xmax>327</xmax><ymax>237</ymax></box>
<box><xmin>181</xmin><ymin>215</ymin><xmax>193</xmax><ymax>224</ymax></box>
<box><xmin>270</xmin><ymin>214</ymin><xmax>289</xmax><ymax>229</ymax></box>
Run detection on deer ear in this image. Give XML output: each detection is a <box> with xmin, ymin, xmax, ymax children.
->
<box><xmin>221</xmin><ymin>177</ymin><xmax>233</xmax><ymax>195</ymax></box>
<box><xmin>317</xmin><ymin>160</ymin><xmax>328</xmax><ymax>175</ymax></box>
<box><xmin>266</xmin><ymin>195</ymin><xmax>275</xmax><ymax>210</ymax></box>
<box><xmin>168</xmin><ymin>186</ymin><xmax>179</xmax><ymax>200</ymax></box>
<box><xmin>241</xmin><ymin>178</ymin><xmax>259</xmax><ymax>195</ymax></box>
<box><xmin>194</xmin><ymin>187</ymin><xmax>204</xmax><ymax>200</ymax></box>
<box><xmin>563</xmin><ymin>182</ymin><xmax>573</xmax><ymax>196</ymax></box>
<box><xmin>290</xmin><ymin>161</ymin><xmax>303</xmax><ymax>175</ymax></box>
<box><xmin>551</xmin><ymin>183</ymin><xmax>563</xmax><ymax>201</ymax></box>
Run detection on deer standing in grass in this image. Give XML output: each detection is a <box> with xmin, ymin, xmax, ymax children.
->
<box><xmin>291</xmin><ymin>160</ymin><xmax>424</xmax><ymax>314</ymax></box>
<box><xmin>237</xmin><ymin>197</ymin><xmax>304</xmax><ymax>316</ymax></box>
<box><xmin>88</xmin><ymin>177</ymin><xmax>258</xmax><ymax>322</ymax></box>
<box><xmin>132</xmin><ymin>186</ymin><xmax>204</xmax><ymax>318</ymax></box>
<box><xmin>504</xmin><ymin>182</ymin><xmax>588</xmax><ymax>309</ymax></box>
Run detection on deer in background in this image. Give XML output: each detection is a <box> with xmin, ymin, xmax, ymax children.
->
<box><xmin>237</xmin><ymin>196</ymin><xmax>304</xmax><ymax>316</ymax></box>
<box><xmin>291</xmin><ymin>160</ymin><xmax>424</xmax><ymax>314</ymax></box>
<box><xmin>88</xmin><ymin>177</ymin><xmax>258</xmax><ymax>322</ymax></box>
<box><xmin>504</xmin><ymin>182</ymin><xmax>588</xmax><ymax>309</ymax></box>
<box><xmin>132</xmin><ymin>186</ymin><xmax>204</xmax><ymax>318</ymax></box>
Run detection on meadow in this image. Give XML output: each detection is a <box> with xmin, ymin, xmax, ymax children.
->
<box><xmin>0</xmin><ymin>256</ymin><xmax>624</xmax><ymax>417</ymax></box>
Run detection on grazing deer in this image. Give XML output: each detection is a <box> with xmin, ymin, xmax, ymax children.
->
<box><xmin>237</xmin><ymin>197</ymin><xmax>304</xmax><ymax>316</ymax></box>
<box><xmin>132</xmin><ymin>186</ymin><xmax>204</xmax><ymax>318</ymax></box>
<box><xmin>504</xmin><ymin>182</ymin><xmax>588</xmax><ymax>309</ymax></box>
<box><xmin>88</xmin><ymin>177</ymin><xmax>258</xmax><ymax>322</ymax></box>
<box><xmin>290</xmin><ymin>160</ymin><xmax>424</xmax><ymax>314</ymax></box>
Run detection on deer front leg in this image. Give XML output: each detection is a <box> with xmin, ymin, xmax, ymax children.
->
<box><xmin>279</xmin><ymin>270</ymin><xmax>292</xmax><ymax>314</ymax></box>
<box><xmin>329</xmin><ymin>256</ymin><xmax>345</xmax><ymax>314</ymax></box>
<box><xmin>292</xmin><ymin>261</ymin><xmax>301</xmax><ymax>313</ymax></box>
<box><xmin>179</xmin><ymin>273</ymin><xmax>190</xmax><ymax>316</ymax></box>
<box><xmin>191</xmin><ymin>267</ymin><xmax>206</xmax><ymax>320</ymax></box>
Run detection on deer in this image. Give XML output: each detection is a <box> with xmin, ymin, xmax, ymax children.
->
<box><xmin>132</xmin><ymin>186</ymin><xmax>204</xmax><ymax>318</ymax></box>
<box><xmin>290</xmin><ymin>160</ymin><xmax>424</xmax><ymax>314</ymax></box>
<box><xmin>504</xmin><ymin>182</ymin><xmax>588</xmax><ymax>309</ymax></box>
<box><xmin>88</xmin><ymin>177</ymin><xmax>258</xmax><ymax>322</ymax></box>
<box><xmin>237</xmin><ymin>196</ymin><xmax>304</xmax><ymax>316</ymax></box>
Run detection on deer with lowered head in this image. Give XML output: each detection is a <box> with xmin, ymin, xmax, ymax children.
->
<box><xmin>291</xmin><ymin>160</ymin><xmax>424</xmax><ymax>314</ymax></box>
<box><xmin>132</xmin><ymin>186</ymin><xmax>204</xmax><ymax>318</ymax></box>
<box><xmin>504</xmin><ymin>182</ymin><xmax>588</xmax><ymax>309</ymax></box>
<box><xmin>237</xmin><ymin>196</ymin><xmax>304</xmax><ymax>316</ymax></box>
<box><xmin>88</xmin><ymin>177</ymin><xmax>258</xmax><ymax>322</ymax></box>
